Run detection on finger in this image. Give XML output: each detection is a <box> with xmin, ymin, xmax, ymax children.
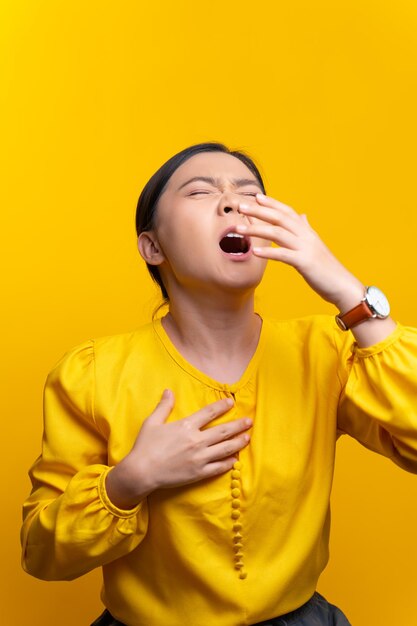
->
<box><xmin>200</xmin><ymin>456</ymin><xmax>238</xmax><ymax>479</ymax></box>
<box><xmin>146</xmin><ymin>389</ymin><xmax>175</xmax><ymax>425</ymax></box>
<box><xmin>252</xmin><ymin>245</ymin><xmax>298</xmax><ymax>265</ymax></box>
<box><xmin>255</xmin><ymin>193</ymin><xmax>298</xmax><ymax>218</ymax></box>
<box><xmin>186</xmin><ymin>397</ymin><xmax>235</xmax><ymax>430</ymax></box>
<box><xmin>238</xmin><ymin>203</ymin><xmax>300</xmax><ymax>235</ymax></box>
<box><xmin>204</xmin><ymin>432</ymin><xmax>251</xmax><ymax>462</ymax></box>
<box><xmin>202</xmin><ymin>417</ymin><xmax>253</xmax><ymax>446</ymax></box>
<box><xmin>236</xmin><ymin>223</ymin><xmax>298</xmax><ymax>249</ymax></box>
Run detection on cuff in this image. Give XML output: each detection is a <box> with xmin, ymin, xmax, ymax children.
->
<box><xmin>98</xmin><ymin>467</ymin><xmax>143</xmax><ymax>518</ymax></box>
<box><xmin>351</xmin><ymin>322</ymin><xmax>403</xmax><ymax>358</ymax></box>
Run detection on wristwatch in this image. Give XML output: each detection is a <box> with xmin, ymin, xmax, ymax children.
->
<box><xmin>335</xmin><ymin>286</ymin><xmax>390</xmax><ymax>331</ymax></box>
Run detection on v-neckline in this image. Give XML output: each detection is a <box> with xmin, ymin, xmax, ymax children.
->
<box><xmin>152</xmin><ymin>315</ymin><xmax>267</xmax><ymax>393</ymax></box>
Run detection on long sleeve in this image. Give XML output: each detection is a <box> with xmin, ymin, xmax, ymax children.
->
<box><xmin>336</xmin><ymin>323</ymin><xmax>417</xmax><ymax>472</ymax></box>
<box><xmin>21</xmin><ymin>341</ymin><xmax>149</xmax><ymax>581</ymax></box>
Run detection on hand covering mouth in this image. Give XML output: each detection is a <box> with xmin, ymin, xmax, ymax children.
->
<box><xmin>219</xmin><ymin>231</ymin><xmax>250</xmax><ymax>255</ymax></box>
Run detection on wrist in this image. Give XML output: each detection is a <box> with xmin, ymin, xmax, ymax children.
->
<box><xmin>106</xmin><ymin>456</ymin><xmax>156</xmax><ymax>510</ymax></box>
<box><xmin>332</xmin><ymin>280</ymin><xmax>365</xmax><ymax>314</ymax></box>
<box><xmin>335</xmin><ymin>285</ymin><xmax>391</xmax><ymax>334</ymax></box>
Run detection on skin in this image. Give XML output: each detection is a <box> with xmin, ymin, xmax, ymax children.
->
<box><xmin>106</xmin><ymin>151</ymin><xmax>396</xmax><ymax>509</ymax></box>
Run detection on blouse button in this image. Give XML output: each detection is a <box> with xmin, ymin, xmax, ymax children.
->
<box><xmin>229</xmin><ymin>459</ymin><xmax>246</xmax><ymax>579</ymax></box>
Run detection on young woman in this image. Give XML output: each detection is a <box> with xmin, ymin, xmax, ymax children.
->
<box><xmin>22</xmin><ymin>143</ymin><xmax>417</xmax><ymax>626</ymax></box>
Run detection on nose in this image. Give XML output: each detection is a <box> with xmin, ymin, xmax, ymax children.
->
<box><xmin>217</xmin><ymin>193</ymin><xmax>242</xmax><ymax>216</ymax></box>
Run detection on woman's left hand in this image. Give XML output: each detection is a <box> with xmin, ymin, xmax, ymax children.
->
<box><xmin>236</xmin><ymin>193</ymin><xmax>364</xmax><ymax>312</ymax></box>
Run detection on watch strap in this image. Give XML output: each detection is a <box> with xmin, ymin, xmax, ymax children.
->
<box><xmin>335</xmin><ymin>300</ymin><xmax>374</xmax><ymax>331</ymax></box>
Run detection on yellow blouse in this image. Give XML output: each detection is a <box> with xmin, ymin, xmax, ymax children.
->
<box><xmin>21</xmin><ymin>316</ymin><xmax>417</xmax><ymax>626</ymax></box>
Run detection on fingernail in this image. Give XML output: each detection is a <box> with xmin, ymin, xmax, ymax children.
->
<box><xmin>256</xmin><ymin>192</ymin><xmax>266</xmax><ymax>198</ymax></box>
<box><xmin>245</xmin><ymin>418</ymin><xmax>253</xmax><ymax>427</ymax></box>
<box><xmin>239</xmin><ymin>203</ymin><xmax>249</xmax><ymax>210</ymax></box>
<box><xmin>236</xmin><ymin>224</ymin><xmax>247</xmax><ymax>232</ymax></box>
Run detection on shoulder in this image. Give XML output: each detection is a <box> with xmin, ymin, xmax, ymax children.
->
<box><xmin>263</xmin><ymin>314</ymin><xmax>354</xmax><ymax>357</ymax></box>
<box><xmin>92</xmin><ymin>322</ymin><xmax>156</xmax><ymax>356</ymax></box>
<box><xmin>265</xmin><ymin>314</ymin><xmax>340</xmax><ymax>339</ymax></box>
<box><xmin>48</xmin><ymin>322</ymin><xmax>157</xmax><ymax>380</ymax></box>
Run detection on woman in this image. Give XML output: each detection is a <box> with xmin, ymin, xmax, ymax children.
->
<box><xmin>21</xmin><ymin>143</ymin><xmax>417</xmax><ymax>626</ymax></box>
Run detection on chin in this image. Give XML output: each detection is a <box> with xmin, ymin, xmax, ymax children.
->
<box><xmin>218</xmin><ymin>271</ymin><xmax>265</xmax><ymax>293</ymax></box>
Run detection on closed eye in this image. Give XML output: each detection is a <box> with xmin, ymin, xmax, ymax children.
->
<box><xmin>187</xmin><ymin>189</ymin><xmax>259</xmax><ymax>197</ymax></box>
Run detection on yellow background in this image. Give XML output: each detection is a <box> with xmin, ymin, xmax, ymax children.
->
<box><xmin>2</xmin><ymin>1</ymin><xmax>417</xmax><ymax>624</ymax></box>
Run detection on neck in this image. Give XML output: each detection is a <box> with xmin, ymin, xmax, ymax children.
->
<box><xmin>160</xmin><ymin>288</ymin><xmax>262</xmax><ymax>383</ymax></box>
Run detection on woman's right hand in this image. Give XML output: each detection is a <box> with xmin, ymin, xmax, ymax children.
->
<box><xmin>105</xmin><ymin>389</ymin><xmax>252</xmax><ymax>509</ymax></box>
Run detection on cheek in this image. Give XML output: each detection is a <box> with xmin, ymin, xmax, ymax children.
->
<box><xmin>156</xmin><ymin>218</ymin><xmax>184</xmax><ymax>250</ymax></box>
<box><xmin>158</xmin><ymin>213</ymin><xmax>212</xmax><ymax>257</ymax></box>
<box><xmin>157</xmin><ymin>224</ymin><xmax>202</xmax><ymax>271</ymax></box>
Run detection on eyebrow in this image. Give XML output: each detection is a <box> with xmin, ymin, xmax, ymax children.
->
<box><xmin>177</xmin><ymin>176</ymin><xmax>262</xmax><ymax>191</ymax></box>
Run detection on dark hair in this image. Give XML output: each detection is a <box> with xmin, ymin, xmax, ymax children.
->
<box><xmin>135</xmin><ymin>142</ymin><xmax>266</xmax><ymax>301</ymax></box>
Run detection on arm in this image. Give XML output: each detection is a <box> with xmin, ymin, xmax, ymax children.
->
<box><xmin>22</xmin><ymin>342</ymin><xmax>253</xmax><ymax>580</ymax></box>
<box><xmin>335</xmin><ymin>324</ymin><xmax>417</xmax><ymax>472</ymax></box>
<box><xmin>237</xmin><ymin>193</ymin><xmax>396</xmax><ymax>347</ymax></box>
<box><xmin>236</xmin><ymin>194</ymin><xmax>417</xmax><ymax>469</ymax></box>
<box><xmin>21</xmin><ymin>341</ymin><xmax>149</xmax><ymax>581</ymax></box>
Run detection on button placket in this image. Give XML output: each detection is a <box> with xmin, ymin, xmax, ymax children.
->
<box><xmin>230</xmin><ymin>460</ymin><xmax>247</xmax><ymax>579</ymax></box>
<box><xmin>223</xmin><ymin>390</ymin><xmax>247</xmax><ymax>580</ymax></box>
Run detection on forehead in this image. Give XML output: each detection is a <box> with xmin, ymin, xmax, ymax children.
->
<box><xmin>166</xmin><ymin>151</ymin><xmax>257</xmax><ymax>189</ymax></box>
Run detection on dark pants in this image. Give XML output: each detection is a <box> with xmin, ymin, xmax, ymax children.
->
<box><xmin>90</xmin><ymin>592</ymin><xmax>351</xmax><ymax>625</ymax></box>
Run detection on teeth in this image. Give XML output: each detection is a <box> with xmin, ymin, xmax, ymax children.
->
<box><xmin>219</xmin><ymin>230</ymin><xmax>249</xmax><ymax>255</ymax></box>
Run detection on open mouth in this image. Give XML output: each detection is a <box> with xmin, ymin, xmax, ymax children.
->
<box><xmin>219</xmin><ymin>232</ymin><xmax>250</xmax><ymax>255</ymax></box>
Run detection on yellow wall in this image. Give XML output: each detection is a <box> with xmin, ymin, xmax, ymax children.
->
<box><xmin>2</xmin><ymin>1</ymin><xmax>417</xmax><ymax>624</ymax></box>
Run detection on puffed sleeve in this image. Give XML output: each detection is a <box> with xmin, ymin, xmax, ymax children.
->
<box><xmin>336</xmin><ymin>324</ymin><xmax>417</xmax><ymax>473</ymax></box>
<box><xmin>21</xmin><ymin>341</ymin><xmax>149</xmax><ymax>581</ymax></box>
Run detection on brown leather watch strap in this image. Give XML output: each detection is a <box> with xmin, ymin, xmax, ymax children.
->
<box><xmin>336</xmin><ymin>300</ymin><xmax>374</xmax><ymax>331</ymax></box>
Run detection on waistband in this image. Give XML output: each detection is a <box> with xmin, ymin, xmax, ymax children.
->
<box><xmin>253</xmin><ymin>593</ymin><xmax>317</xmax><ymax>625</ymax></box>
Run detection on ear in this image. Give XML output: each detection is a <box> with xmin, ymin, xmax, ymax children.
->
<box><xmin>137</xmin><ymin>231</ymin><xmax>165</xmax><ymax>266</ymax></box>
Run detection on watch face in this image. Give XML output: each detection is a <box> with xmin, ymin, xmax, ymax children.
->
<box><xmin>366</xmin><ymin>286</ymin><xmax>390</xmax><ymax>318</ymax></box>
